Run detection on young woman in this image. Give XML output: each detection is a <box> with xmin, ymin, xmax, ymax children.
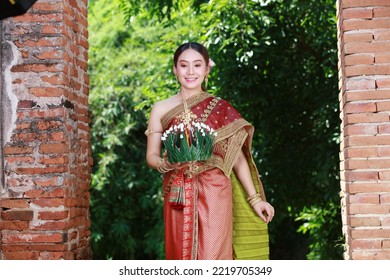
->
<box><xmin>146</xmin><ymin>42</ymin><xmax>274</xmax><ymax>260</ymax></box>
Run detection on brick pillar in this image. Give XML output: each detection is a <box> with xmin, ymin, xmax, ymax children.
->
<box><xmin>0</xmin><ymin>0</ymin><xmax>91</xmax><ymax>259</ymax></box>
<box><xmin>338</xmin><ymin>0</ymin><xmax>390</xmax><ymax>260</ymax></box>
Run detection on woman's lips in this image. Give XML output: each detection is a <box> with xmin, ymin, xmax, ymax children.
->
<box><xmin>185</xmin><ymin>77</ymin><xmax>197</xmax><ymax>82</ymax></box>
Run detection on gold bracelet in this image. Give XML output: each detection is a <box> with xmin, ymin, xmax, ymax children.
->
<box><xmin>247</xmin><ymin>192</ymin><xmax>261</xmax><ymax>202</ymax></box>
<box><xmin>249</xmin><ymin>197</ymin><xmax>262</xmax><ymax>207</ymax></box>
<box><xmin>247</xmin><ymin>193</ymin><xmax>263</xmax><ymax>207</ymax></box>
<box><xmin>157</xmin><ymin>158</ymin><xmax>174</xmax><ymax>173</ymax></box>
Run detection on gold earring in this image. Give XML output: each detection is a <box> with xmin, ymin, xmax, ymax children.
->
<box><xmin>205</xmin><ymin>74</ymin><xmax>208</xmax><ymax>89</ymax></box>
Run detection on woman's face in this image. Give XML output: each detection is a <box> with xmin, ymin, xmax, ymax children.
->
<box><xmin>174</xmin><ymin>48</ymin><xmax>209</xmax><ymax>92</ymax></box>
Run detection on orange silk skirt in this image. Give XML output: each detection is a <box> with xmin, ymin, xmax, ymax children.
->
<box><xmin>164</xmin><ymin>168</ymin><xmax>233</xmax><ymax>260</ymax></box>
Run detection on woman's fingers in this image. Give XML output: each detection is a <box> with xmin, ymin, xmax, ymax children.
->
<box><xmin>254</xmin><ymin>202</ymin><xmax>275</xmax><ymax>223</ymax></box>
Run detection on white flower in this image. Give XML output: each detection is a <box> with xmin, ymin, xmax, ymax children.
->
<box><xmin>209</xmin><ymin>58</ymin><xmax>215</xmax><ymax>68</ymax></box>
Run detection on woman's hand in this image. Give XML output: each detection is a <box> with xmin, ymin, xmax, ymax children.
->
<box><xmin>253</xmin><ymin>201</ymin><xmax>274</xmax><ymax>223</ymax></box>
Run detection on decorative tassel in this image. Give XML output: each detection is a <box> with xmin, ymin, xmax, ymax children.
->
<box><xmin>169</xmin><ymin>170</ymin><xmax>185</xmax><ymax>210</ymax></box>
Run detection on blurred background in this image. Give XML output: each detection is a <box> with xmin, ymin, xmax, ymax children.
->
<box><xmin>87</xmin><ymin>0</ymin><xmax>342</xmax><ymax>260</ymax></box>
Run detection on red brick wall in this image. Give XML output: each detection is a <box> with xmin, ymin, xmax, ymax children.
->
<box><xmin>0</xmin><ymin>0</ymin><xmax>91</xmax><ymax>259</ymax></box>
<box><xmin>338</xmin><ymin>0</ymin><xmax>390</xmax><ymax>259</ymax></box>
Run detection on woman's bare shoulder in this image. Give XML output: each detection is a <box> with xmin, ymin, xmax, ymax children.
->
<box><xmin>152</xmin><ymin>95</ymin><xmax>180</xmax><ymax>115</ymax></box>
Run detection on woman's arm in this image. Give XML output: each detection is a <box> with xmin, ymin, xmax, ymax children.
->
<box><xmin>145</xmin><ymin>104</ymin><xmax>165</xmax><ymax>169</ymax></box>
<box><xmin>233</xmin><ymin>150</ymin><xmax>274</xmax><ymax>223</ymax></box>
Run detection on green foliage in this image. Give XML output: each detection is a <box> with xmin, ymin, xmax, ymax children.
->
<box><xmin>89</xmin><ymin>0</ymin><xmax>343</xmax><ymax>259</ymax></box>
<box><xmin>296</xmin><ymin>203</ymin><xmax>344</xmax><ymax>260</ymax></box>
<box><xmin>88</xmin><ymin>0</ymin><xmax>167</xmax><ymax>259</ymax></box>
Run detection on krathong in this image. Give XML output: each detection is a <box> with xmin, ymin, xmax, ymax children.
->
<box><xmin>161</xmin><ymin>121</ymin><xmax>217</xmax><ymax>163</ymax></box>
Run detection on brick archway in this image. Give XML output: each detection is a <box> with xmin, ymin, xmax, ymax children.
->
<box><xmin>0</xmin><ymin>0</ymin><xmax>91</xmax><ymax>259</ymax></box>
<box><xmin>338</xmin><ymin>0</ymin><xmax>390</xmax><ymax>259</ymax></box>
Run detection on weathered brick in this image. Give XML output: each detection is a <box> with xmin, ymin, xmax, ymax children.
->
<box><xmin>30</xmin><ymin>198</ymin><xmax>64</xmax><ymax>208</ymax></box>
<box><xmin>374</xmin><ymin>30</ymin><xmax>390</xmax><ymax>40</ymax></box>
<box><xmin>1</xmin><ymin>245</ymin><xmax>29</xmax><ymax>252</ymax></box>
<box><xmin>39</xmin><ymin>143</ymin><xmax>69</xmax><ymax>154</ymax></box>
<box><xmin>350</xmin><ymin>216</ymin><xmax>381</xmax><ymax>227</ymax></box>
<box><xmin>4</xmin><ymin>146</ymin><xmax>33</xmax><ymax>155</ymax></box>
<box><xmin>345</xmin><ymin>90</ymin><xmax>390</xmax><ymax>102</ymax></box>
<box><xmin>28</xmin><ymin>244</ymin><xmax>67</xmax><ymax>252</ymax></box>
<box><xmin>342</xmin><ymin>0</ymin><xmax>390</xmax><ymax>8</ymax></box>
<box><xmin>344</xmin><ymin>124</ymin><xmax>378</xmax><ymax>135</ymax></box>
<box><xmin>33</xmin><ymin>177</ymin><xmax>64</xmax><ymax>187</ymax></box>
<box><xmin>38</xmin><ymin>211</ymin><xmax>69</xmax><ymax>220</ymax></box>
<box><xmin>345</xmin><ymin>171</ymin><xmax>379</xmax><ymax>181</ymax></box>
<box><xmin>343</xmin><ymin>8</ymin><xmax>373</xmax><ymax>19</ymax></box>
<box><xmin>382</xmin><ymin>240</ymin><xmax>390</xmax><ymax>249</ymax></box>
<box><xmin>3</xmin><ymin>251</ymin><xmax>40</xmax><ymax>260</ymax></box>
<box><xmin>345</xmin><ymin>53</ymin><xmax>375</xmax><ymax>65</ymax></box>
<box><xmin>379</xmin><ymin>171</ymin><xmax>390</xmax><ymax>180</ymax></box>
<box><xmin>344</xmin><ymin>42</ymin><xmax>390</xmax><ymax>54</ymax></box>
<box><xmin>344</xmin><ymin>147</ymin><xmax>378</xmax><ymax>158</ymax></box>
<box><xmin>39</xmin><ymin>156</ymin><xmax>69</xmax><ymax>165</ymax></box>
<box><xmin>24</xmin><ymin>188</ymin><xmax>65</xmax><ymax>198</ymax></box>
<box><xmin>349</xmin><ymin>204</ymin><xmax>390</xmax><ymax>215</ymax></box>
<box><xmin>351</xmin><ymin>239</ymin><xmax>381</xmax><ymax>250</ymax></box>
<box><xmin>31</xmin><ymin>220</ymin><xmax>67</xmax><ymax>230</ymax></box>
<box><xmin>348</xmin><ymin>183</ymin><xmax>390</xmax><ymax>194</ymax></box>
<box><xmin>376</xmin><ymin>100</ymin><xmax>390</xmax><ymax>111</ymax></box>
<box><xmin>346</xmin><ymin>135</ymin><xmax>390</xmax><ymax>146</ymax></box>
<box><xmin>349</xmin><ymin>193</ymin><xmax>380</xmax><ymax>204</ymax></box>
<box><xmin>29</xmin><ymin>87</ymin><xmax>69</xmax><ymax>98</ymax></box>
<box><xmin>16</xmin><ymin>166</ymin><xmax>67</xmax><ymax>175</ymax></box>
<box><xmin>5</xmin><ymin>156</ymin><xmax>35</xmax><ymax>164</ymax></box>
<box><xmin>1</xmin><ymin>210</ymin><xmax>34</xmax><ymax>221</ymax></box>
<box><xmin>0</xmin><ymin>199</ymin><xmax>30</xmax><ymax>208</ymax></box>
<box><xmin>344</xmin><ymin>101</ymin><xmax>376</xmax><ymax>114</ymax></box>
<box><xmin>352</xmin><ymin>250</ymin><xmax>390</xmax><ymax>260</ymax></box>
<box><xmin>346</xmin><ymin>158</ymin><xmax>390</xmax><ymax>170</ymax></box>
<box><xmin>39</xmin><ymin>251</ymin><xmax>70</xmax><ymax>260</ymax></box>
<box><xmin>346</xmin><ymin>64</ymin><xmax>390</xmax><ymax>77</ymax></box>
<box><xmin>378</xmin><ymin>147</ymin><xmax>390</xmax><ymax>157</ymax></box>
<box><xmin>376</xmin><ymin>79</ymin><xmax>390</xmax><ymax>89</ymax></box>
<box><xmin>374</xmin><ymin>7</ymin><xmax>390</xmax><ymax>18</ymax></box>
<box><xmin>0</xmin><ymin>221</ymin><xmax>30</xmax><ymax>231</ymax></box>
<box><xmin>344</xmin><ymin>18</ymin><xmax>390</xmax><ymax>31</ymax></box>
<box><xmin>2</xmin><ymin>233</ymin><xmax>64</xmax><ymax>244</ymax></box>
<box><xmin>376</xmin><ymin>53</ymin><xmax>390</xmax><ymax>64</ymax></box>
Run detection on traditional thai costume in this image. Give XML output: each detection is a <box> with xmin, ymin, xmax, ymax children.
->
<box><xmin>160</xmin><ymin>92</ymin><xmax>269</xmax><ymax>260</ymax></box>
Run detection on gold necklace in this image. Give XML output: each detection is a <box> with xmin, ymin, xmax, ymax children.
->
<box><xmin>178</xmin><ymin>92</ymin><xmax>197</xmax><ymax>126</ymax></box>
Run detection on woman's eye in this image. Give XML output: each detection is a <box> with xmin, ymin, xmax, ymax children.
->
<box><xmin>180</xmin><ymin>64</ymin><xmax>187</xmax><ymax>68</ymax></box>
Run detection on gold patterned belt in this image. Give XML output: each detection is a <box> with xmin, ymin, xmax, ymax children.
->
<box><xmin>183</xmin><ymin>162</ymin><xmax>213</xmax><ymax>178</ymax></box>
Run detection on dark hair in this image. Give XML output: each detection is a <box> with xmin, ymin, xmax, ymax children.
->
<box><xmin>173</xmin><ymin>42</ymin><xmax>210</xmax><ymax>67</ymax></box>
